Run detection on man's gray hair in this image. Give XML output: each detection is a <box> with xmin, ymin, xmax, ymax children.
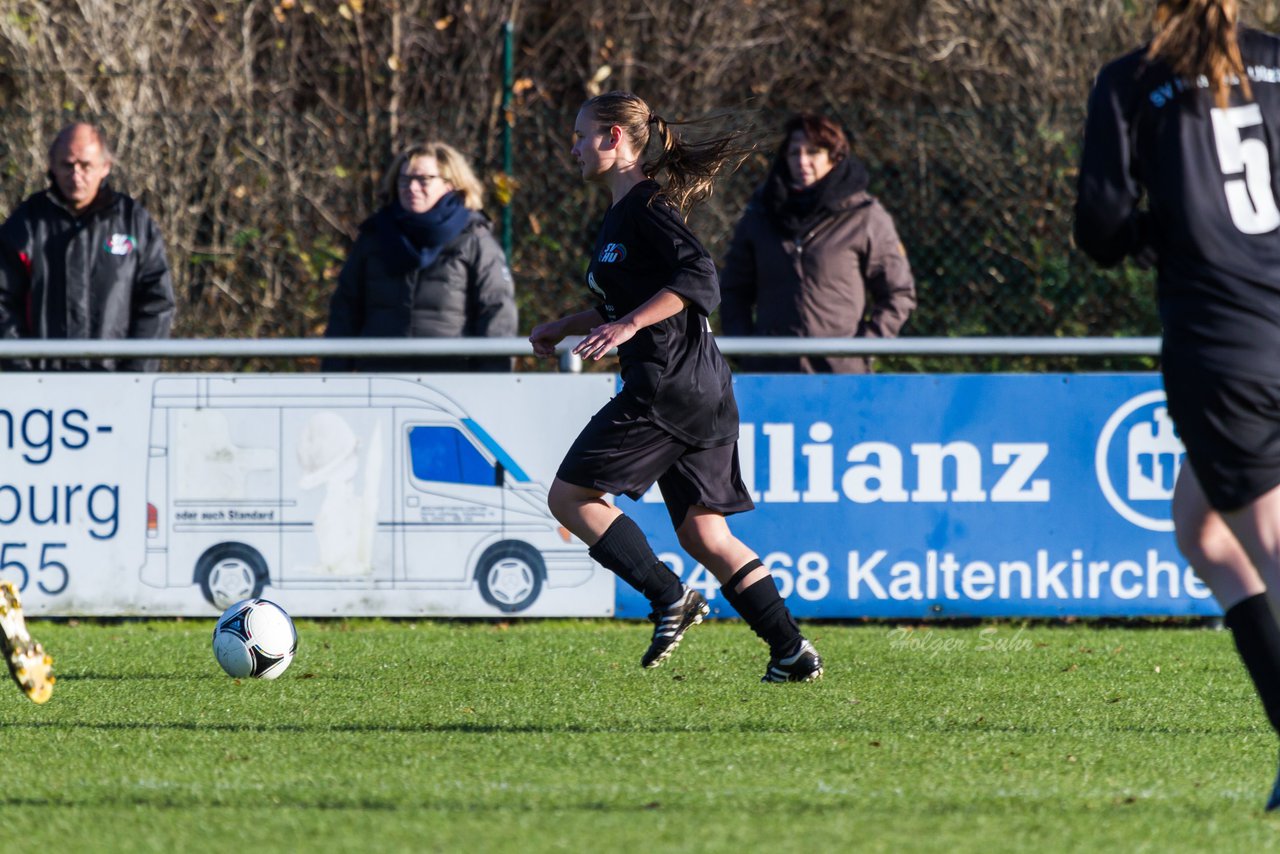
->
<box><xmin>48</xmin><ymin>122</ymin><xmax>113</xmax><ymax>165</ymax></box>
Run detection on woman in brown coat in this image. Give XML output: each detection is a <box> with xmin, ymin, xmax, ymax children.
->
<box><xmin>720</xmin><ymin>113</ymin><xmax>916</xmax><ymax>373</ymax></box>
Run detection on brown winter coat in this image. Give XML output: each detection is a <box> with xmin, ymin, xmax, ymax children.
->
<box><xmin>720</xmin><ymin>185</ymin><xmax>916</xmax><ymax>373</ymax></box>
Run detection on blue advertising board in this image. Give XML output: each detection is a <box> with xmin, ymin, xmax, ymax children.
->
<box><xmin>617</xmin><ymin>374</ymin><xmax>1218</xmax><ymax>619</ymax></box>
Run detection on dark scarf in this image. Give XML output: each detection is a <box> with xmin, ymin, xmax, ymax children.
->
<box><xmin>761</xmin><ymin>154</ymin><xmax>870</xmax><ymax>239</ymax></box>
<box><xmin>374</xmin><ymin>192</ymin><xmax>472</xmax><ymax>275</ymax></box>
<box><xmin>46</xmin><ymin>178</ymin><xmax>117</xmax><ymax>219</ymax></box>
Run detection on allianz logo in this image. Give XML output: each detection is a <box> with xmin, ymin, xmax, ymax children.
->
<box><xmin>1095</xmin><ymin>390</ymin><xmax>1183</xmax><ymax>532</ymax></box>
<box><xmin>639</xmin><ymin>391</ymin><xmax>1181</xmax><ymax>527</ymax></box>
<box><xmin>643</xmin><ymin>422</ymin><xmax>1052</xmax><ymax>505</ymax></box>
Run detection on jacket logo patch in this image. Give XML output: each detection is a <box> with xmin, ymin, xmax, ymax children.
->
<box><xmin>105</xmin><ymin>234</ymin><xmax>136</xmax><ymax>256</ymax></box>
<box><xmin>598</xmin><ymin>242</ymin><xmax>626</xmax><ymax>263</ymax></box>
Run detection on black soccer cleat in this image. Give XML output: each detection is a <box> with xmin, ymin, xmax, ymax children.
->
<box><xmin>762</xmin><ymin>639</ymin><xmax>824</xmax><ymax>683</ymax></box>
<box><xmin>641</xmin><ymin>587</ymin><xmax>708</xmax><ymax>669</ymax></box>
<box><xmin>0</xmin><ymin>582</ymin><xmax>53</xmax><ymax>704</ymax></box>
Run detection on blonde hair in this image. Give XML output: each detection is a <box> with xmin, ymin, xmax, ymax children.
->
<box><xmin>379</xmin><ymin>141</ymin><xmax>485</xmax><ymax>210</ymax></box>
<box><xmin>581</xmin><ymin>91</ymin><xmax>750</xmax><ymax>214</ymax></box>
<box><xmin>1148</xmin><ymin>0</ymin><xmax>1250</xmax><ymax>109</ymax></box>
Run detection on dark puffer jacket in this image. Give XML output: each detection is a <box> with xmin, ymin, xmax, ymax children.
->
<box><xmin>0</xmin><ymin>185</ymin><xmax>175</xmax><ymax>371</ymax></box>
<box><xmin>322</xmin><ymin>209</ymin><xmax>518</xmax><ymax>372</ymax></box>
<box><xmin>720</xmin><ymin>162</ymin><xmax>916</xmax><ymax>374</ymax></box>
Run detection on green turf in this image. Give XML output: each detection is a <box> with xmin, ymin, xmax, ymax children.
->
<box><xmin>4</xmin><ymin>619</ymin><xmax>1279</xmax><ymax>852</ymax></box>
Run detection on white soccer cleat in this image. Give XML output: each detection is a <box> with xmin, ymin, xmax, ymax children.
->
<box><xmin>0</xmin><ymin>582</ymin><xmax>54</xmax><ymax>704</ymax></box>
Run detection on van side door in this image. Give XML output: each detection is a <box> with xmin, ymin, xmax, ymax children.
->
<box><xmin>400</xmin><ymin>422</ymin><xmax>503</xmax><ymax>583</ymax></box>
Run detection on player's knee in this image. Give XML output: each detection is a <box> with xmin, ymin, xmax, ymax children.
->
<box><xmin>1172</xmin><ymin>501</ymin><xmax>1214</xmax><ymax>564</ymax></box>
<box><xmin>1173</xmin><ymin>520</ymin><xmax>1205</xmax><ymax>563</ymax></box>
<box><xmin>547</xmin><ymin>479</ymin><xmax>583</xmax><ymax>525</ymax></box>
<box><xmin>676</xmin><ymin>522</ymin><xmax>729</xmax><ymax>566</ymax></box>
<box><xmin>1176</xmin><ymin>516</ymin><xmax>1238</xmax><ymax>571</ymax></box>
<box><xmin>675</xmin><ymin>526</ymin><xmax>710</xmax><ymax>563</ymax></box>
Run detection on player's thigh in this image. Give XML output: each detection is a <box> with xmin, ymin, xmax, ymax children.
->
<box><xmin>1163</xmin><ymin>359</ymin><xmax>1280</xmax><ymax>513</ymax></box>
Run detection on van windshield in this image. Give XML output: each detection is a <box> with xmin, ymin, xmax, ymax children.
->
<box><xmin>462</xmin><ymin>418</ymin><xmax>529</xmax><ymax>481</ymax></box>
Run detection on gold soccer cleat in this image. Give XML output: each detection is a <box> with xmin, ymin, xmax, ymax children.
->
<box><xmin>0</xmin><ymin>582</ymin><xmax>54</xmax><ymax>704</ymax></box>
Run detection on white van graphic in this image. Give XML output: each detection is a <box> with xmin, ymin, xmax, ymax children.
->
<box><xmin>138</xmin><ymin>377</ymin><xmax>594</xmax><ymax>612</ymax></box>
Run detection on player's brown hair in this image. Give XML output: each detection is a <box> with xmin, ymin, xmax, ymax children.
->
<box><xmin>581</xmin><ymin>90</ymin><xmax>749</xmax><ymax>214</ymax></box>
<box><xmin>1148</xmin><ymin>0</ymin><xmax>1250</xmax><ymax>109</ymax></box>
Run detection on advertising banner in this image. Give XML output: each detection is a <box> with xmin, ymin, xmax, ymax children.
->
<box><xmin>618</xmin><ymin>374</ymin><xmax>1218</xmax><ymax>619</ymax></box>
<box><xmin>0</xmin><ymin>374</ymin><xmax>617</xmax><ymax>617</ymax></box>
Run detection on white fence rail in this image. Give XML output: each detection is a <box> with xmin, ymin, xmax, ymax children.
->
<box><xmin>0</xmin><ymin>336</ymin><xmax>1162</xmax><ymax>372</ymax></box>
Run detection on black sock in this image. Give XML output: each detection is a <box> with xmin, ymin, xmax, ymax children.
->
<box><xmin>719</xmin><ymin>559</ymin><xmax>802</xmax><ymax>658</ymax></box>
<box><xmin>1225</xmin><ymin>593</ymin><xmax>1280</xmax><ymax>735</ymax></box>
<box><xmin>588</xmin><ymin>515</ymin><xmax>682</xmax><ymax>608</ymax></box>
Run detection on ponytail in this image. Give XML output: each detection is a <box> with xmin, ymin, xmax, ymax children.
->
<box><xmin>1148</xmin><ymin>0</ymin><xmax>1249</xmax><ymax>109</ymax></box>
<box><xmin>582</xmin><ymin>91</ymin><xmax>751</xmax><ymax>214</ymax></box>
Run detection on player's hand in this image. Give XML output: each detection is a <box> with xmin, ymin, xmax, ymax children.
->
<box><xmin>573</xmin><ymin>320</ymin><xmax>637</xmax><ymax>361</ymax></box>
<box><xmin>529</xmin><ymin>320</ymin><xmax>565</xmax><ymax>358</ymax></box>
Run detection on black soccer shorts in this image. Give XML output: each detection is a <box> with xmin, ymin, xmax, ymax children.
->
<box><xmin>556</xmin><ymin>396</ymin><xmax>755</xmax><ymax>529</ymax></box>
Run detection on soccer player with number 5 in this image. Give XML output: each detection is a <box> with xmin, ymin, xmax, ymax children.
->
<box><xmin>1076</xmin><ymin>0</ymin><xmax>1280</xmax><ymax>809</ymax></box>
<box><xmin>530</xmin><ymin>91</ymin><xmax>822</xmax><ymax>682</ymax></box>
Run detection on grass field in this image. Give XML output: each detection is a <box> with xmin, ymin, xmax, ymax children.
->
<box><xmin>5</xmin><ymin>618</ymin><xmax>1280</xmax><ymax>852</ymax></box>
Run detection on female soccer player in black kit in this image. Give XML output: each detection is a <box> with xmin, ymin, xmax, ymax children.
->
<box><xmin>529</xmin><ymin>91</ymin><xmax>822</xmax><ymax>683</ymax></box>
<box><xmin>1076</xmin><ymin>0</ymin><xmax>1280</xmax><ymax>810</ymax></box>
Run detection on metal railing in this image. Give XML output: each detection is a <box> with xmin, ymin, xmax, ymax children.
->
<box><xmin>0</xmin><ymin>336</ymin><xmax>1163</xmax><ymax>373</ymax></box>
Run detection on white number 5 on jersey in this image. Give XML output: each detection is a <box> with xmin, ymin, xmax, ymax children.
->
<box><xmin>1210</xmin><ymin>104</ymin><xmax>1280</xmax><ymax>234</ymax></box>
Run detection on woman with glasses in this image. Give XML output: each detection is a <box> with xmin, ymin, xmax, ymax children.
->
<box><xmin>323</xmin><ymin>141</ymin><xmax>517</xmax><ymax>372</ymax></box>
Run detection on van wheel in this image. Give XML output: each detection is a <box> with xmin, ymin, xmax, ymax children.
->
<box><xmin>476</xmin><ymin>543</ymin><xmax>544</xmax><ymax>613</ymax></box>
<box><xmin>196</xmin><ymin>543</ymin><xmax>268</xmax><ymax>611</ymax></box>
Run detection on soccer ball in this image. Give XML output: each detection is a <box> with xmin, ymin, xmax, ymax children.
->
<box><xmin>212</xmin><ymin>598</ymin><xmax>298</xmax><ymax>680</ymax></box>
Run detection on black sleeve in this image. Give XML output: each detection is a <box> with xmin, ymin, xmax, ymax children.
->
<box><xmin>122</xmin><ymin>208</ymin><xmax>176</xmax><ymax>372</ymax></box>
<box><xmin>0</xmin><ymin>222</ymin><xmax>31</xmax><ymax>371</ymax></box>
<box><xmin>322</xmin><ymin>234</ymin><xmax>368</xmax><ymax>372</ymax></box>
<box><xmin>719</xmin><ymin>208</ymin><xmax>757</xmax><ymax>335</ymax></box>
<box><xmin>0</xmin><ymin>226</ymin><xmax>28</xmax><ymax>343</ymax></box>
<box><xmin>859</xmin><ymin>202</ymin><xmax>916</xmax><ymax>339</ymax></box>
<box><xmin>633</xmin><ymin>201</ymin><xmax>720</xmax><ymax>316</ymax></box>
<box><xmin>466</xmin><ymin>230</ymin><xmax>518</xmax><ymax>338</ymax></box>
<box><xmin>1074</xmin><ymin>59</ymin><xmax>1154</xmax><ymax>267</ymax></box>
<box><xmin>465</xmin><ymin>230</ymin><xmax>518</xmax><ymax>371</ymax></box>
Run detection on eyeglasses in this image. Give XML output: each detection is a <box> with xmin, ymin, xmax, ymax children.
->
<box><xmin>398</xmin><ymin>174</ymin><xmax>443</xmax><ymax>189</ymax></box>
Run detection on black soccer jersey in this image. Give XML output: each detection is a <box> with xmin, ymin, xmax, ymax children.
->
<box><xmin>585</xmin><ymin>180</ymin><xmax>738</xmax><ymax>447</ymax></box>
<box><xmin>1076</xmin><ymin>27</ymin><xmax>1280</xmax><ymax>379</ymax></box>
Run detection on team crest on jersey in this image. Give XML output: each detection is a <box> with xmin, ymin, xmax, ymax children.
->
<box><xmin>105</xmin><ymin>234</ymin><xmax>136</xmax><ymax>256</ymax></box>
<box><xmin>598</xmin><ymin>242</ymin><xmax>626</xmax><ymax>263</ymax></box>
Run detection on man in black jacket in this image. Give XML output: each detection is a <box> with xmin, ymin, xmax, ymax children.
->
<box><xmin>0</xmin><ymin>122</ymin><xmax>175</xmax><ymax>371</ymax></box>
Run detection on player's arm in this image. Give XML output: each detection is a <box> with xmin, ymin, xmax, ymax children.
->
<box><xmin>572</xmin><ymin>288</ymin><xmax>689</xmax><ymax>361</ymax></box>
<box><xmin>529</xmin><ymin>308</ymin><xmax>604</xmax><ymax>358</ymax></box>
<box><xmin>1074</xmin><ymin>59</ymin><xmax>1151</xmax><ymax>267</ymax></box>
